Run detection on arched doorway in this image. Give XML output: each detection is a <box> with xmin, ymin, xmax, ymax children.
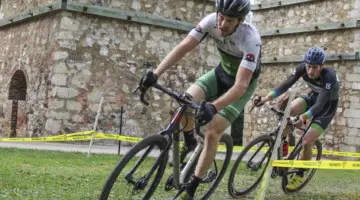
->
<box><xmin>8</xmin><ymin>70</ymin><xmax>27</xmax><ymax>137</ymax></box>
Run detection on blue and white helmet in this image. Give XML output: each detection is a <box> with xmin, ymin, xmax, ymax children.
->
<box><xmin>303</xmin><ymin>46</ymin><xmax>326</xmax><ymax>65</ymax></box>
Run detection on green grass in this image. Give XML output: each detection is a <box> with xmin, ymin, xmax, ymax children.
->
<box><xmin>0</xmin><ymin>147</ymin><xmax>360</xmax><ymax>200</ymax></box>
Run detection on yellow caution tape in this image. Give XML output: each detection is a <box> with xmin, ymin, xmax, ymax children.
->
<box><xmin>1</xmin><ymin>132</ymin><xmax>360</xmax><ymax>158</ymax></box>
<box><xmin>287</xmin><ymin>146</ymin><xmax>360</xmax><ymax>158</ymax></box>
<box><xmin>322</xmin><ymin>150</ymin><xmax>360</xmax><ymax>158</ymax></box>
<box><xmin>57</xmin><ymin>131</ymin><xmax>95</xmax><ymax>137</ymax></box>
<box><xmin>95</xmin><ymin>133</ymin><xmax>142</xmax><ymax>143</ymax></box>
<box><xmin>272</xmin><ymin>160</ymin><xmax>360</xmax><ymax>170</ymax></box>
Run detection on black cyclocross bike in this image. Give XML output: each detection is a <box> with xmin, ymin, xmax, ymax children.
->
<box><xmin>99</xmin><ymin>65</ymin><xmax>233</xmax><ymax>200</ymax></box>
<box><xmin>227</xmin><ymin>101</ymin><xmax>322</xmax><ymax>197</ymax></box>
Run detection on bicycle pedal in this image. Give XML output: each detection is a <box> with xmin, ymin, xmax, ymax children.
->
<box><xmin>271</xmin><ymin>167</ymin><xmax>278</xmax><ymax>178</ymax></box>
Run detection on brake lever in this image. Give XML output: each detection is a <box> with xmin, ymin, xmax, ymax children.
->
<box><xmin>133</xmin><ymin>85</ymin><xmax>150</xmax><ymax>106</ymax></box>
<box><xmin>250</xmin><ymin>96</ymin><xmax>262</xmax><ymax>113</ymax></box>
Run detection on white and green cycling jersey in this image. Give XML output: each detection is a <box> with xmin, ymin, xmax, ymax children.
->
<box><xmin>189</xmin><ymin>12</ymin><xmax>261</xmax><ymax>77</ymax></box>
<box><xmin>187</xmin><ymin>13</ymin><xmax>262</xmax><ymax>123</ymax></box>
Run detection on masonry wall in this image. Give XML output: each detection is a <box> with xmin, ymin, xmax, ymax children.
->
<box><xmin>0</xmin><ymin>13</ymin><xmax>59</xmax><ymax>137</ymax></box>
<box><xmin>70</xmin><ymin>0</ymin><xmax>216</xmax><ymax>24</ymax></box>
<box><xmin>0</xmin><ymin>0</ymin><xmax>57</xmax><ymax>19</ymax></box>
<box><xmin>0</xmin><ymin>8</ymin><xmax>219</xmax><ymax>140</ymax></box>
<box><xmin>46</xmin><ymin>11</ymin><xmax>217</xmax><ymax>139</ymax></box>
<box><xmin>252</xmin><ymin>0</ymin><xmax>358</xmax><ymax>32</ymax></box>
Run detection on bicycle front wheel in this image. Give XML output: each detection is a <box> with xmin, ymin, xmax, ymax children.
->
<box><xmin>228</xmin><ymin>134</ymin><xmax>274</xmax><ymax>198</ymax></box>
<box><xmin>281</xmin><ymin>139</ymin><xmax>322</xmax><ymax>194</ymax></box>
<box><xmin>99</xmin><ymin>135</ymin><xmax>168</xmax><ymax>200</ymax></box>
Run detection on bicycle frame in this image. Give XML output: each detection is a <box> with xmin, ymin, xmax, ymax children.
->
<box><xmin>126</xmin><ymin>83</ymin><xmax>204</xmax><ymax>191</ymax></box>
<box><xmin>165</xmin><ymin>103</ymin><xmax>205</xmax><ymax>189</ymax></box>
<box><xmin>245</xmin><ymin>109</ymin><xmax>316</xmax><ymax>175</ymax></box>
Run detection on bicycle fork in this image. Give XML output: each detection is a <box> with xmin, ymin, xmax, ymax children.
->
<box><xmin>125</xmin><ymin>144</ymin><xmax>168</xmax><ymax>191</ymax></box>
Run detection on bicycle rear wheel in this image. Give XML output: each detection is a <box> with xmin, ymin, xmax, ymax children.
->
<box><xmin>99</xmin><ymin>135</ymin><xmax>168</xmax><ymax>200</ymax></box>
<box><xmin>228</xmin><ymin>134</ymin><xmax>274</xmax><ymax>197</ymax></box>
<box><xmin>281</xmin><ymin>139</ymin><xmax>322</xmax><ymax>193</ymax></box>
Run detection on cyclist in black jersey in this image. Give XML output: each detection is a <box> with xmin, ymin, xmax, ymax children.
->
<box><xmin>255</xmin><ymin>46</ymin><xmax>340</xmax><ymax>190</ymax></box>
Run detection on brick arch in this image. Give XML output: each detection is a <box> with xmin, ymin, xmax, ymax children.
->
<box><xmin>9</xmin><ymin>70</ymin><xmax>27</xmax><ymax>101</ymax></box>
<box><xmin>8</xmin><ymin>70</ymin><xmax>27</xmax><ymax>137</ymax></box>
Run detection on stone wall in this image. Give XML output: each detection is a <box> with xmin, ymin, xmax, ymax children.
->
<box><xmin>0</xmin><ymin>0</ymin><xmax>221</xmax><ymax>140</ymax></box>
<box><xmin>262</xmin><ymin>30</ymin><xmax>357</xmax><ymax>58</ymax></box>
<box><xmin>0</xmin><ymin>9</ymin><xmax>218</xmax><ymax>139</ymax></box>
<box><xmin>0</xmin><ymin>0</ymin><xmax>57</xmax><ymax>18</ymax></box>
<box><xmin>0</xmin><ymin>14</ymin><xmax>59</xmax><ymax>137</ymax></box>
<box><xmin>70</xmin><ymin>0</ymin><xmax>216</xmax><ymax>24</ymax></box>
<box><xmin>252</xmin><ymin>0</ymin><xmax>358</xmax><ymax>32</ymax></box>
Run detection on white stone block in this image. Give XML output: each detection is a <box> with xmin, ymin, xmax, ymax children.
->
<box><xmin>284</xmin><ymin>49</ymin><xmax>292</xmax><ymax>55</ymax></box>
<box><xmin>345</xmin><ymin>82</ymin><xmax>352</xmax><ymax>89</ymax></box>
<box><xmin>88</xmin><ymin>90</ymin><xmax>103</xmax><ymax>102</ymax></box>
<box><xmin>57</xmin><ymin>87</ymin><xmax>79</xmax><ymax>99</ymax></box>
<box><xmin>58</xmin><ymin>31</ymin><xmax>75</xmax><ymax>40</ymax></box>
<box><xmin>48</xmin><ymin>99</ymin><xmax>65</xmax><ymax>110</ymax></box>
<box><xmin>90</xmin><ymin>104</ymin><xmax>100</xmax><ymax>112</ymax></box>
<box><xmin>163</xmin><ymin>30</ymin><xmax>173</xmax><ymax>37</ymax></box>
<box><xmin>244</xmin><ymin>114</ymin><xmax>251</xmax><ymax>123</ymax></box>
<box><xmin>60</xmin><ymin>17</ymin><xmax>80</xmax><ymax>31</ymax></box>
<box><xmin>51</xmin><ymin>74</ymin><xmax>67</xmax><ymax>86</ymax></box>
<box><xmin>53</xmin><ymin>51</ymin><xmax>68</xmax><ymax>61</ymax></box>
<box><xmin>45</xmin><ymin>119</ymin><xmax>61</xmax><ymax>134</ymax></box>
<box><xmin>71</xmin><ymin>71</ymin><xmax>91</xmax><ymax>89</ymax></box>
<box><xmin>354</xmin><ymin>66</ymin><xmax>360</xmax><ymax>73</ymax></box>
<box><xmin>348</xmin><ymin>118</ymin><xmax>360</xmax><ymax>128</ymax></box>
<box><xmin>141</xmin><ymin>25</ymin><xmax>149</xmax><ymax>33</ymax></box>
<box><xmin>49</xmin><ymin>111</ymin><xmax>71</xmax><ymax>120</ymax></box>
<box><xmin>339</xmin><ymin>144</ymin><xmax>356</xmax><ymax>153</ymax></box>
<box><xmin>122</xmin><ymin>84</ymin><xmax>130</xmax><ymax>94</ymax></box>
<box><xmin>354</xmin><ymin>0</ymin><xmax>360</xmax><ymax>9</ymax></box>
<box><xmin>206</xmin><ymin>54</ymin><xmax>220</xmax><ymax>67</ymax></box>
<box><xmin>346</xmin><ymin>74</ymin><xmax>360</xmax><ymax>81</ymax></box>
<box><xmin>72</xmin><ymin>114</ymin><xmax>84</xmax><ymax>123</ymax></box>
<box><xmin>100</xmin><ymin>46</ymin><xmax>109</xmax><ymax>56</ymax></box>
<box><xmin>66</xmin><ymin>100</ymin><xmax>82</xmax><ymax>111</ymax></box>
<box><xmin>344</xmin><ymin>109</ymin><xmax>360</xmax><ymax>118</ymax></box>
<box><xmin>356</xmin><ymin>137</ymin><xmax>360</xmax><ymax>145</ymax></box>
<box><xmin>350</xmin><ymin>102</ymin><xmax>360</xmax><ymax>109</ymax></box>
<box><xmin>352</xmin><ymin>83</ymin><xmax>360</xmax><ymax>90</ymax></box>
<box><xmin>131</xmin><ymin>0</ymin><xmax>141</xmax><ymax>10</ymax></box>
<box><xmin>59</xmin><ymin>40</ymin><xmax>77</xmax><ymax>50</ymax></box>
<box><xmin>54</xmin><ymin>62</ymin><xmax>68</xmax><ymax>74</ymax></box>
<box><xmin>186</xmin><ymin>1</ymin><xmax>194</xmax><ymax>7</ymax></box>
<box><xmin>205</xmin><ymin>5</ymin><xmax>213</xmax><ymax>13</ymax></box>
<box><xmin>349</xmin><ymin>96</ymin><xmax>359</xmax><ymax>102</ymax></box>
<box><xmin>348</xmin><ymin>128</ymin><xmax>358</xmax><ymax>136</ymax></box>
